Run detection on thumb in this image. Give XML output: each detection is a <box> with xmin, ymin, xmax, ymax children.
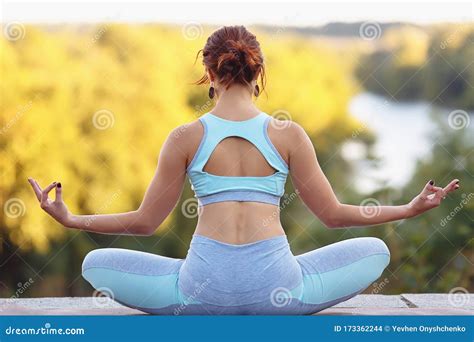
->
<box><xmin>55</xmin><ymin>182</ymin><xmax>63</xmax><ymax>202</ymax></box>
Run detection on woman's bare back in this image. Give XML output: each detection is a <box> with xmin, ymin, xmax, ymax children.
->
<box><xmin>182</xmin><ymin>112</ymin><xmax>293</xmax><ymax>244</ymax></box>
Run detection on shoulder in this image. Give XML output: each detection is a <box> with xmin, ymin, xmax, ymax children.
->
<box><xmin>266</xmin><ymin>117</ymin><xmax>309</xmax><ymax>152</ymax></box>
<box><xmin>265</xmin><ymin>117</ymin><xmax>309</xmax><ymax>165</ymax></box>
<box><xmin>166</xmin><ymin>118</ymin><xmax>205</xmax><ymax>164</ymax></box>
<box><xmin>169</xmin><ymin>119</ymin><xmax>204</xmax><ymax>142</ymax></box>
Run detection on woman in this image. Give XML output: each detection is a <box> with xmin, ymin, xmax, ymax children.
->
<box><xmin>28</xmin><ymin>26</ymin><xmax>460</xmax><ymax>315</ymax></box>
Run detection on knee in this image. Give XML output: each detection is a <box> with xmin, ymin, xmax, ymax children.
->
<box><xmin>82</xmin><ymin>248</ymin><xmax>109</xmax><ymax>276</ymax></box>
<box><xmin>368</xmin><ymin>237</ymin><xmax>390</xmax><ymax>258</ymax></box>
<box><xmin>363</xmin><ymin>237</ymin><xmax>390</xmax><ymax>275</ymax></box>
<box><xmin>345</xmin><ymin>237</ymin><xmax>390</xmax><ymax>282</ymax></box>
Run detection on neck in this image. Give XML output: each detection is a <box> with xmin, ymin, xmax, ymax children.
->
<box><xmin>212</xmin><ymin>84</ymin><xmax>258</xmax><ymax>118</ymax></box>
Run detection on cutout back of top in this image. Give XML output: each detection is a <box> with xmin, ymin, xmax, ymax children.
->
<box><xmin>187</xmin><ymin>112</ymin><xmax>289</xmax><ymax>205</ymax></box>
<box><xmin>203</xmin><ymin>136</ymin><xmax>277</xmax><ymax>177</ymax></box>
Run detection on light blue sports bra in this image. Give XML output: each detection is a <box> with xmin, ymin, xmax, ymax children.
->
<box><xmin>187</xmin><ymin>112</ymin><xmax>289</xmax><ymax>206</ymax></box>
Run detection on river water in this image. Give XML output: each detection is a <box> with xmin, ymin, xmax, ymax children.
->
<box><xmin>345</xmin><ymin>92</ymin><xmax>472</xmax><ymax>194</ymax></box>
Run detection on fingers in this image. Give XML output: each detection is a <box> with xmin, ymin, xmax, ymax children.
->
<box><xmin>55</xmin><ymin>182</ymin><xmax>63</xmax><ymax>202</ymax></box>
<box><xmin>421</xmin><ymin>179</ymin><xmax>460</xmax><ymax>202</ymax></box>
<box><xmin>40</xmin><ymin>181</ymin><xmax>58</xmax><ymax>206</ymax></box>
<box><xmin>420</xmin><ymin>180</ymin><xmax>440</xmax><ymax>198</ymax></box>
<box><xmin>28</xmin><ymin>178</ymin><xmax>65</xmax><ymax>209</ymax></box>
<box><xmin>434</xmin><ymin>188</ymin><xmax>445</xmax><ymax>202</ymax></box>
<box><xmin>28</xmin><ymin>178</ymin><xmax>42</xmax><ymax>201</ymax></box>
<box><xmin>434</xmin><ymin>179</ymin><xmax>460</xmax><ymax>202</ymax></box>
<box><xmin>443</xmin><ymin>179</ymin><xmax>460</xmax><ymax>194</ymax></box>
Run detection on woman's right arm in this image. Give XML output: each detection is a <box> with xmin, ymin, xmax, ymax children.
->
<box><xmin>28</xmin><ymin>126</ymin><xmax>189</xmax><ymax>236</ymax></box>
<box><xmin>286</xmin><ymin>122</ymin><xmax>460</xmax><ymax>229</ymax></box>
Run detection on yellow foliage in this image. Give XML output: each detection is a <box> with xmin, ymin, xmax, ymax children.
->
<box><xmin>1</xmin><ymin>24</ymin><xmax>357</xmax><ymax>251</ymax></box>
<box><xmin>382</xmin><ymin>26</ymin><xmax>430</xmax><ymax>66</ymax></box>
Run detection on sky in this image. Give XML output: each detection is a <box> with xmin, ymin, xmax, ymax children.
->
<box><xmin>1</xmin><ymin>0</ymin><xmax>473</xmax><ymax>25</ymax></box>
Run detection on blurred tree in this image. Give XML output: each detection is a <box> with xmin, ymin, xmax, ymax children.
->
<box><xmin>0</xmin><ymin>24</ymin><xmax>365</xmax><ymax>296</ymax></box>
<box><xmin>357</xmin><ymin>24</ymin><xmax>474</xmax><ymax>108</ymax></box>
<box><xmin>0</xmin><ymin>23</ymin><xmax>471</xmax><ymax>298</ymax></box>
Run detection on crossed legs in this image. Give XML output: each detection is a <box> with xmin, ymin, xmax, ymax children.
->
<box><xmin>82</xmin><ymin>237</ymin><xmax>390</xmax><ymax>315</ymax></box>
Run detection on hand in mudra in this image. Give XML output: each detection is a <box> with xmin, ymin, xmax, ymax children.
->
<box><xmin>28</xmin><ymin>178</ymin><xmax>72</xmax><ymax>225</ymax></box>
<box><xmin>408</xmin><ymin>179</ymin><xmax>460</xmax><ymax>217</ymax></box>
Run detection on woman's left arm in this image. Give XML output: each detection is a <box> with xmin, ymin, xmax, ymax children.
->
<box><xmin>287</xmin><ymin>122</ymin><xmax>460</xmax><ymax>229</ymax></box>
<box><xmin>28</xmin><ymin>128</ymin><xmax>188</xmax><ymax>236</ymax></box>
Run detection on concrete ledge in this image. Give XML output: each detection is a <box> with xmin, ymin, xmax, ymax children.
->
<box><xmin>315</xmin><ymin>294</ymin><xmax>473</xmax><ymax>316</ymax></box>
<box><xmin>0</xmin><ymin>295</ymin><xmax>472</xmax><ymax>316</ymax></box>
<box><xmin>0</xmin><ymin>297</ymin><xmax>144</xmax><ymax>316</ymax></box>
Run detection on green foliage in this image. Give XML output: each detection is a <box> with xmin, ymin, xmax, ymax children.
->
<box><xmin>357</xmin><ymin>24</ymin><xmax>474</xmax><ymax>109</ymax></box>
<box><xmin>393</xmin><ymin>119</ymin><xmax>473</xmax><ymax>292</ymax></box>
<box><xmin>0</xmin><ymin>23</ymin><xmax>471</xmax><ymax>298</ymax></box>
<box><xmin>0</xmin><ymin>24</ymin><xmax>362</xmax><ymax>296</ymax></box>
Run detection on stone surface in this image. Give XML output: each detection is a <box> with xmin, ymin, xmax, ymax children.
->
<box><xmin>0</xmin><ymin>297</ymin><xmax>144</xmax><ymax>316</ymax></box>
<box><xmin>0</xmin><ymin>295</ymin><xmax>472</xmax><ymax>316</ymax></box>
<box><xmin>332</xmin><ymin>295</ymin><xmax>406</xmax><ymax>308</ymax></box>
<box><xmin>401</xmin><ymin>293</ymin><xmax>474</xmax><ymax>310</ymax></box>
<box><xmin>316</xmin><ymin>307</ymin><xmax>473</xmax><ymax>315</ymax></box>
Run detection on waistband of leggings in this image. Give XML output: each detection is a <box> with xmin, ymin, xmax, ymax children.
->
<box><xmin>190</xmin><ymin>233</ymin><xmax>289</xmax><ymax>249</ymax></box>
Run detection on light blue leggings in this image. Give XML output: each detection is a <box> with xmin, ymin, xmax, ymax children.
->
<box><xmin>82</xmin><ymin>235</ymin><xmax>390</xmax><ymax>315</ymax></box>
